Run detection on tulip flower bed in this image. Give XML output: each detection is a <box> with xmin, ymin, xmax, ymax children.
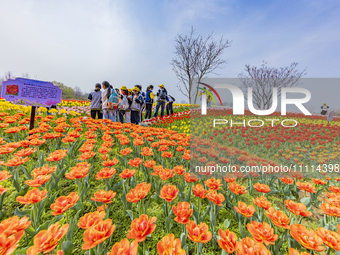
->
<box><xmin>1</xmin><ymin>108</ymin><xmax>340</xmax><ymax>255</ymax></box>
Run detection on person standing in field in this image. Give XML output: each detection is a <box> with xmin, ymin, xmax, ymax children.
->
<box><xmin>153</xmin><ymin>84</ymin><xmax>167</xmax><ymax>118</ymax></box>
<box><xmin>166</xmin><ymin>94</ymin><xmax>175</xmax><ymax>116</ymax></box>
<box><xmin>108</xmin><ymin>86</ymin><xmax>119</xmax><ymax>122</ymax></box>
<box><xmin>135</xmin><ymin>85</ymin><xmax>145</xmax><ymax>122</ymax></box>
<box><xmin>321</xmin><ymin>103</ymin><xmax>329</xmax><ymax>115</ymax></box>
<box><xmin>101</xmin><ymin>81</ymin><xmax>111</xmax><ymax>120</ymax></box>
<box><xmin>131</xmin><ymin>86</ymin><xmax>144</xmax><ymax>124</ymax></box>
<box><xmin>118</xmin><ymin>86</ymin><xmax>129</xmax><ymax>123</ymax></box>
<box><xmin>144</xmin><ymin>85</ymin><xmax>154</xmax><ymax>120</ymax></box>
<box><xmin>88</xmin><ymin>83</ymin><xmax>102</xmax><ymax>119</ymax></box>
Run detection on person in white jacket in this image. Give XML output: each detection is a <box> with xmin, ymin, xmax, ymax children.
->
<box><xmin>101</xmin><ymin>81</ymin><xmax>111</xmax><ymax>120</ymax></box>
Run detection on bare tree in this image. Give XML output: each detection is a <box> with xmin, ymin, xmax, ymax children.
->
<box><xmin>238</xmin><ymin>61</ymin><xmax>306</xmax><ymax>109</ymax></box>
<box><xmin>74</xmin><ymin>86</ymin><xmax>83</xmax><ymax>99</ymax></box>
<box><xmin>171</xmin><ymin>27</ymin><xmax>231</xmax><ymax>104</ymax></box>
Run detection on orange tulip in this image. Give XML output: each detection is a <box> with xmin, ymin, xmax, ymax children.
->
<box><xmin>312</xmin><ymin>178</ymin><xmax>327</xmax><ymax>185</ymax></box>
<box><xmin>316</xmin><ymin>227</ymin><xmax>340</xmax><ymax>251</ymax></box>
<box><xmin>102</xmin><ymin>158</ymin><xmax>119</xmax><ymax>167</ymax></box>
<box><xmin>193</xmin><ymin>184</ymin><xmax>208</xmax><ymax>199</ymax></box>
<box><xmin>229</xmin><ymin>182</ymin><xmax>248</xmax><ymax>195</ymax></box>
<box><xmin>14</xmin><ymin>148</ymin><xmax>36</xmax><ymax>157</ymax></box>
<box><xmin>157</xmin><ymin>233</ymin><xmax>185</xmax><ymax>255</ymax></box>
<box><xmin>158</xmin><ymin>168</ymin><xmax>175</xmax><ymax>181</ymax></box>
<box><xmin>160</xmin><ymin>184</ymin><xmax>179</xmax><ymax>202</ymax></box>
<box><xmin>91</xmin><ymin>190</ymin><xmax>116</xmax><ymax>204</ymax></box>
<box><xmin>285</xmin><ymin>199</ymin><xmax>313</xmax><ymax>217</ymax></box>
<box><xmin>3</xmin><ymin>156</ymin><xmax>29</xmax><ymax>167</ymax></box>
<box><xmin>265</xmin><ymin>207</ymin><xmax>290</xmax><ymax>229</ymax></box>
<box><xmin>65</xmin><ymin>168</ymin><xmax>89</xmax><ymax>180</ymax></box>
<box><xmin>120</xmin><ymin>148</ymin><xmax>133</xmax><ymax>156</ymax></box>
<box><xmin>16</xmin><ymin>188</ymin><xmax>48</xmax><ymax>205</ymax></box>
<box><xmin>126</xmin><ymin>182</ymin><xmax>151</xmax><ymax>203</ymax></box>
<box><xmin>0</xmin><ymin>216</ymin><xmax>31</xmax><ymax>236</ymax></box>
<box><xmin>252</xmin><ymin>196</ymin><xmax>271</xmax><ymax>210</ymax></box>
<box><xmin>253</xmin><ymin>182</ymin><xmax>271</xmax><ymax>193</ymax></box>
<box><xmin>25</xmin><ymin>175</ymin><xmax>51</xmax><ymax>187</ymax></box>
<box><xmin>26</xmin><ymin>223</ymin><xmax>69</xmax><ymax>255</ymax></box>
<box><xmin>119</xmin><ymin>169</ymin><xmax>137</xmax><ymax>179</ymax></box>
<box><xmin>108</xmin><ymin>239</ymin><xmax>138</xmax><ymax>255</ymax></box>
<box><xmin>45</xmin><ymin>149</ymin><xmax>67</xmax><ymax>162</ymax></box>
<box><xmin>205</xmin><ymin>178</ymin><xmax>222</xmax><ymax>190</ymax></box>
<box><xmin>0</xmin><ymin>185</ymin><xmax>8</xmax><ymax>195</ymax></box>
<box><xmin>82</xmin><ymin>219</ymin><xmax>115</xmax><ymax>250</ymax></box>
<box><xmin>234</xmin><ymin>202</ymin><xmax>255</xmax><ymax>218</ymax></box>
<box><xmin>247</xmin><ymin>221</ymin><xmax>278</xmax><ymax>245</ymax></box>
<box><xmin>320</xmin><ymin>203</ymin><xmax>340</xmax><ymax>217</ymax></box>
<box><xmin>184</xmin><ymin>173</ymin><xmax>199</xmax><ymax>182</ymax></box>
<box><xmin>236</xmin><ymin>237</ymin><xmax>271</xmax><ymax>255</ymax></box>
<box><xmin>290</xmin><ymin>224</ymin><xmax>323</xmax><ymax>252</ymax></box>
<box><xmin>78</xmin><ymin>211</ymin><xmax>106</xmax><ymax>230</ymax></box>
<box><xmin>329</xmin><ymin>186</ymin><xmax>340</xmax><ymax>194</ymax></box>
<box><xmin>173</xmin><ymin>165</ymin><xmax>186</xmax><ymax>176</ymax></box>
<box><xmin>0</xmin><ymin>231</ymin><xmax>24</xmax><ymax>255</ymax></box>
<box><xmin>217</xmin><ymin>229</ymin><xmax>237</xmax><ymax>254</ymax></box>
<box><xmin>127</xmin><ymin>214</ymin><xmax>157</xmax><ymax>242</ymax></box>
<box><xmin>143</xmin><ymin>160</ymin><xmax>156</xmax><ymax>168</ymax></box>
<box><xmin>286</xmin><ymin>248</ymin><xmax>311</xmax><ymax>255</ymax></box>
<box><xmin>172</xmin><ymin>202</ymin><xmax>193</xmax><ymax>224</ymax></box>
<box><xmin>296</xmin><ymin>182</ymin><xmax>316</xmax><ymax>193</ymax></box>
<box><xmin>280</xmin><ymin>177</ymin><xmax>294</xmax><ymax>184</ymax></box>
<box><xmin>95</xmin><ymin>168</ymin><xmax>116</xmax><ymax>179</ymax></box>
<box><xmin>31</xmin><ymin>165</ymin><xmax>56</xmax><ymax>177</ymax></box>
<box><xmin>0</xmin><ymin>171</ymin><xmax>12</xmax><ymax>182</ymax></box>
<box><xmin>50</xmin><ymin>192</ymin><xmax>79</xmax><ymax>216</ymax></box>
<box><xmin>128</xmin><ymin>158</ymin><xmax>143</xmax><ymax>168</ymax></box>
<box><xmin>207</xmin><ymin>190</ymin><xmax>225</xmax><ymax>206</ymax></box>
<box><xmin>186</xmin><ymin>221</ymin><xmax>212</xmax><ymax>243</ymax></box>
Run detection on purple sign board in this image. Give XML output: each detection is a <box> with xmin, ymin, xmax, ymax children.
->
<box><xmin>1</xmin><ymin>78</ymin><xmax>62</xmax><ymax>107</ymax></box>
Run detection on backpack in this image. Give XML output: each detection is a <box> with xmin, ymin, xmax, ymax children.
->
<box><xmin>160</xmin><ymin>89</ymin><xmax>167</xmax><ymax>100</ymax></box>
<box><xmin>118</xmin><ymin>95</ymin><xmax>129</xmax><ymax>111</ymax></box>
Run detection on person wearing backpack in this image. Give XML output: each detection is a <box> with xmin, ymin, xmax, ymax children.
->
<box><xmin>166</xmin><ymin>95</ymin><xmax>175</xmax><ymax>116</ymax></box>
<box><xmin>118</xmin><ymin>86</ymin><xmax>129</xmax><ymax>123</ymax></box>
<box><xmin>88</xmin><ymin>83</ymin><xmax>102</xmax><ymax>119</ymax></box>
<box><xmin>144</xmin><ymin>85</ymin><xmax>154</xmax><ymax>120</ymax></box>
<box><xmin>153</xmin><ymin>84</ymin><xmax>167</xmax><ymax>118</ymax></box>
<box><xmin>108</xmin><ymin>86</ymin><xmax>119</xmax><ymax>122</ymax></box>
<box><xmin>131</xmin><ymin>86</ymin><xmax>144</xmax><ymax>124</ymax></box>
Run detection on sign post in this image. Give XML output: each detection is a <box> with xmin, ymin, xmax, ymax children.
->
<box><xmin>1</xmin><ymin>78</ymin><xmax>62</xmax><ymax>130</ymax></box>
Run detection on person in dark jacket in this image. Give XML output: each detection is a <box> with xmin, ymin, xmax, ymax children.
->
<box><xmin>153</xmin><ymin>84</ymin><xmax>167</xmax><ymax>118</ymax></box>
<box><xmin>144</xmin><ymin>85</ymin><xmax>154</xmax><ymax>120</ymax></box>
<box><xmin>321</xmin><ymin>103</ymin><xmax>329</xmax><ymax>115</ymax></box>
<box><xmin>166</xmin><ymin>95</ymin><xmax>175</xmax><ymax>116</ymax></box>
<box><xmin>88</xmin><ymin>83</ymin><xmax>102</xmax><ymax>119</ymax></box>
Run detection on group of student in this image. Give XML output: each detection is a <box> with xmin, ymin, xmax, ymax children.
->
<box><xmin>88</xmin><ymin>82</ymin><xmax>175</xmax><ymax>124</ymax></box>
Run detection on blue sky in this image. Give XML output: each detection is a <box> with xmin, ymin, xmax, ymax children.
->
<box><xmin>0</xmin><ymin>0</ymin><xmax>339</xmax><ymax>102</ymax></box>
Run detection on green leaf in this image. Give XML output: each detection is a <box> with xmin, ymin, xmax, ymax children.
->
<box><xmin>112</xmin><ymin>180</ymin><xmax>126</xmax><ymax>192</ymax></box>
<box><xmin>24</xmin><ymin>226</ymin><xmax>36</xmax><ymax>237</ymax></box>
<box><xmin>300</xmin><ymin>197</ymin><xmax>311</xmax><ymax>207</ymax></box>
<box><xmin>14</xmin><ymin>208</ymin><xmax>31</xmax><ymax>218</ymax></box>
<box><xmin>62</xmin><ymin>241</ymin><xmax>74</xmax><ymax>255</ymax></box>
<box><xmin>223</xmin><ymin>219</ymin><xmax>231</xmax><ymax>229</ymax></box>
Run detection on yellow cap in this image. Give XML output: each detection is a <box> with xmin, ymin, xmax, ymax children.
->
<box><xmin>132</xmin><ymin>86</ymin><xmax>140</xmax><ymax>91</ymax></box>
<box><xmin>159</xmin><ymin>84</ymin><xmax>164</xmax><ymax>88</ymax></box>
<box><xmin>128</xmin><ymin>89</ymin><xmax>132</xmax><ymax>93</ymax></box>
<box><xmin>120</xmin><ymin>86</ymin><xmax>127</xmax><ymax>90</ymax></box>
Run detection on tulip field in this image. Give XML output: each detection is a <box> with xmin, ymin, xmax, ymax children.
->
<box><xmin>1</xmin><ymin>99</ymin><xmax>340</xmax><ymax>255</ymax></box>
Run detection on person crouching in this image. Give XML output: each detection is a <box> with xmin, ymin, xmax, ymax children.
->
<box><xmin>131</xmin><ymin>86</ymin><xmax>144</xmax><ymax>124</ymax></box>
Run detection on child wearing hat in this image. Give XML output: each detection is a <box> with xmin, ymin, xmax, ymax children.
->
<box><xmin>131</xmin><ymin>86</ymin><xmax>144</xmax><ymax>124</ymax></box>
